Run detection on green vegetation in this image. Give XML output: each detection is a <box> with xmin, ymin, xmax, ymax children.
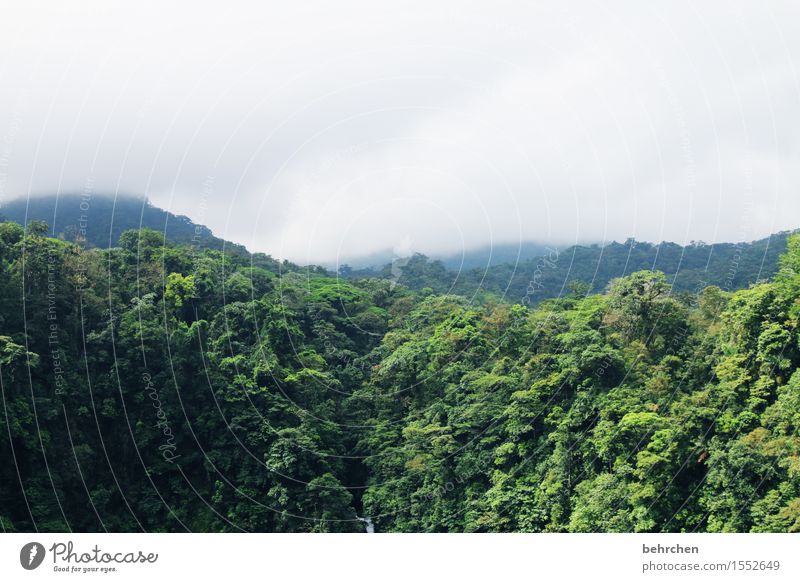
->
<box><xmin>344</xmin><ymin>233</ymin><xmax>794</xmax><ymax>306</ymax></box>
<box><xmin>0</xmin><ymin>194</ymin><xmax>242</xmax><ymax>253</ymax></box>
<box><xmin>1</xmin><ymin>219</ymin><xmax>799</xmax><ymax>532</ymax></box>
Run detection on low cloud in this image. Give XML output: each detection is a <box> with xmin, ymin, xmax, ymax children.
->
<box><xmin>1</xmin><ymin>0</ymin><xmax>798</xmax><ymax>263</ymax></box>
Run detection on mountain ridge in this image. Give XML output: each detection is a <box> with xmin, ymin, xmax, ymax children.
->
<box><xmin>342</xmin><ymin>232</ymin><xmax>796</xmax><ymax>304</ymax></box>
<box><xmin>0</xmin><ymin>193</ymin><xmax>243</xmax><ymax>254</ymax></box>
<box><xmin>2</xmin><ymin>194</ymin><xmax>794</xmax><ymax>305</ymax></box>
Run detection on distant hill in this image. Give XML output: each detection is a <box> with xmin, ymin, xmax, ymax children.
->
<box><xmin>343</xmin><ymin>233</ymin><xmax>796</xmax><ymax>304</ymax></box>
<box><xmin>3</xmin><ymin>194</ymin><xmax>793</xmax><ymax>306</ymax></box>
<box><xmin>334</xmin><ymin>241</ymin><xmax>555</xmax><ymax>271</ymax></box>
<box><xmin>0</xmin><ymin>194</ymin><xmax>241</xmax><ymax>252</ymax></box>
<box><xmin>436</xmin><ymin>241</ymin><xmax>556</xmax><ymax>270</ymax></box>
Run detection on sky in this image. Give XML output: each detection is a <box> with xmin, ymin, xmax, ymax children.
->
<box><xmin>0</xmin><ymin>0</ymin><xmax>798</xmax><ymax>264</ymax></box>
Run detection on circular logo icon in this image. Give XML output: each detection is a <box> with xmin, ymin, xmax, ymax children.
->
<box><xmin>20</xmin><ymin>542</ymin><xmax>46</xmax><ymax>570</ymax></box>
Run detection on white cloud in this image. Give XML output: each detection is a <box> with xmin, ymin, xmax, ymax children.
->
<box><xmin>1</xmin><ymin>0</ymin><xmax>798</xmax><ymax>262</ymax></box>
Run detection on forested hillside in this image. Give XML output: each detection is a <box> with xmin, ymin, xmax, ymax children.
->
<box><xmin>0</xmin><ymin>194</ymin><xmax>240</xmax><ymax>253</ymax></box>
<box><xmin>345</xmin><ymin>232</ymin><xmax>794</xmax><ymax>306</ymax></box>
<box><xmin>1</xmin><ymin>219</ymin><xmax>799</xmax><ymax>532</ymax></box>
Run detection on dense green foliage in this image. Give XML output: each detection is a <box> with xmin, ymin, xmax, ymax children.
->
<box><xmin>345</xmin><ymin>233</ymin><xmax>794</xmax><ymax>306</ymax></box>
<box><xmin>1</xmin><ymin>219</ymin><xmax>799</xmax><ymax>532</ymax></box>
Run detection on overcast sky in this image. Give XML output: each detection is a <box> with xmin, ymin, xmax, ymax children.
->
<box><xmin>0</xmin><ymin>1</ymin><xmax>798</xmax><ymax>263</ymax></box>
